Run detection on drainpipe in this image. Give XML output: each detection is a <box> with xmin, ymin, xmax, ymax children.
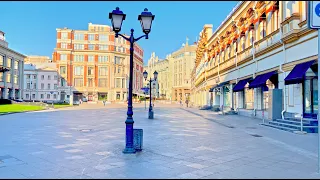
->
<box><xmin>252</xmin><ymin>5</ymin><xmax>258</xmax><ymax>117</ymax></box>
<box><xmin>233</xmin><ymin>17</ymin><xmax>240</xmax><ymax>112</ymax></box>
<box><xmin>279</xmin><ymin>24</ymin><xmax>286</xmax><ymax>120</ymax></box>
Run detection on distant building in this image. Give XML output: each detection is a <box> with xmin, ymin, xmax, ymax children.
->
<box><xmin>23</xmin><ymin>64</ymin><xmax>61</xmax><ymax>102</ymax></box>
<box><xmin>0</xmin><ymin>31</ymin><xmax>26</xmax><ymax>99</ymax></box>
<box><xmin>52</xmin><ymin>23</ymin><xmax>144</xmax><ymax>102</ymax></box>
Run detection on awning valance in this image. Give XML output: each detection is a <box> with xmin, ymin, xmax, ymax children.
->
<box><xmin>249</xmin><ymin>71</ymin><xmax>276</xmax><ymax>89</ymax></box>
<box><xmin>233</xmin><ymin>78</ymin><xmax>252</xmax><ymax>92</ymax></box>
<box><xmin>284</xmin><ymin>60</ymin><xmax>315</xmax><ymax>85</ymax></box>
<box><xmin>211</xmin><ymin>81</ymin><xmax>230</xmax><ymax>90</ymax></box>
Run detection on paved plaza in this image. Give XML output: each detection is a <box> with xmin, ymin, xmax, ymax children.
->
<box><xmin>0</xmin><ymin>102</ymin><xmax>320</xmax><ymax>178</ymax></box>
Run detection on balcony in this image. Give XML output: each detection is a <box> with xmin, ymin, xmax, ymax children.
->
<box><xmin>254</xmin><ymin>29</ymin><xmax>281</xmax><ymax>56</ymax></box>
<box><xmin>237</xmin><ymin>46</ymin><xmax>253</xmax><ymax>65</ymax></box>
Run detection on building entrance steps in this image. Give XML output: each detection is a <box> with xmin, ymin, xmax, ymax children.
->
<box><xmin>261</xmin><ymin>117</ymin><xmax>318</xmax><ymax>133</ymax></box>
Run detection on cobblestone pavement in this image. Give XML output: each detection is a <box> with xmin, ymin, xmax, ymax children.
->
<box><xmin>0</xmin><ymin>103</ymin><xmax>320</xmax><ymax>178</ymax></box>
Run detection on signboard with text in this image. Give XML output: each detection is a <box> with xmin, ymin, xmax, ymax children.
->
<box><xmin>308</xmin><ymin>1</ymin><xmax>320</xmax><ymax>29</ymax></box>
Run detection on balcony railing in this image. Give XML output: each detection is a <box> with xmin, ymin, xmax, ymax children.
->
<box><xmin>254</xmin><ymin>29</ymin><xmax>280</xmax><ymax>54</ymax></box>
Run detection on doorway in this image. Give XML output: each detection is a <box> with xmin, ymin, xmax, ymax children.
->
<box><xmin>303</xmin><ymin>78</ymin><xmax>318</xmax><ymax>119</ymax></box>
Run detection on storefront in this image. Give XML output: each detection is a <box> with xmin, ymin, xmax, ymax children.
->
<box><xmin>284</xmin><ymin>60</ymin><xmax>318</xmax><ymax>119</ymax></box>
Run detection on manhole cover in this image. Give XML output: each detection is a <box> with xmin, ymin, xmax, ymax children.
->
<box><xmin>79</xmin><ymin>129</ymin><xmax>92</xmax><ymax>132</ymax></box>
<box><xmin>246</xmin><ymin>127</ymin><xmax>257</xmax><ymax>129</ymax></box>
<box><xmin>250</xmin><ymin>134</ymin><xmax>263</xmax><ymax>137</ymax></box>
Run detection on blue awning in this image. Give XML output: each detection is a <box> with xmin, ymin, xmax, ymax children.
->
<box><xmin>249</xmin><ymin>71</ymin><xmax>276</xmax><ymax>89</ymax></box>
<box><xmin>233</xmin><ymin>78</ymin><xmax>252</xmax><ymax>92</ymax></box>
<box><xmin>284</xmin><ymin>60</ymin><xmax>315</xmax><ymax>85</ymax></box>
<box><xmin>209</xmin><ymin>81</ymin><xmax>229</xmax><ymax>92</ymax></box>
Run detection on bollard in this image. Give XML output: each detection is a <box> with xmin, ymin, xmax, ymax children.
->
<box><xmin>133</xmin><ymin>129</ymin><xmax>143</xmax><ymax>151</ymax></box>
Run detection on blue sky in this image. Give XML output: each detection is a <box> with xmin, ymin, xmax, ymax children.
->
<box><xmin>1</xmin><ymin>1</ymin><xmax>238</xmax><ymax>65</ymax></box>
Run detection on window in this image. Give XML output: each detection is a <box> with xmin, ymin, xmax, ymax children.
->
<box><xmin>27</xmin><ymin>83</ymin><xmax>30</xmax><ymax>89</ymax></box>
<box><xmin>61</xmin><ymin>43</ymin><xmax>67</xmax><ymax>49</ymax></box>
<box><xmin>74</xmin><ymin>66</ymin><xmax>84</xmax><ymax>76</ymax></box>
<box><xmin>273</xmin><ymin>10</ymin><xmax>279</xmax><ymax>32</ymax></box>
<box><xmin>54</xmin><ymin>94</ymin><xmax>57</xmax><ymax>99</ymax></box>
<box><xmin>74</xmin><ymin>78</ymin><xmax>83</xmax><ymax>87</ymax></box>
<box><xmin>41</xmin><ymin>83</ymin><xmax>44</xmax><ymax>89</ymax></box>
<box><xmin>32</xmin><ymin>94</ymin><xmax>35</xmax><ymax>99</ymax></box>
<box><xmin>61</xmin><ymin>78</ymin><xmax>66</xmax><ymax>87</ymax></box>
<box><xmin>48</xmin><ymin>75</ymin><xmax>51</xmax><ymax>80</ymax></box>
<box><xmin>245</xmin><ymin>86</ymin><xmax>254</xmax><ymax>109</ymax></box>
<box><xmin>7</xmin><ymin>58</ymin><xmax>11</xmax><ymax>68</ymax></box>
<box><xmin>98</xmin><ymin>78</ymin><xmax>108</xmax><ymax>87</ymax></box>
<box><xmin>14</xmin><ymin>75</ymin><xmax>18</xmax><ymax>84</ymax></box>
<box><xmin>99</xmin><ymin>45</ymin><xmax>108</xmax><ymax>50</ymax></box>
<box><xmin>0</xmin><ymin>72</ymin><xmax>3</xmax><ymax>82</ymax></box>
<box><xmin>61</xmin><ymin>32</ymin><xmax>68</xmax><ymax>40</ymax></box>
<box><xmin>262</xmin><ymin>80</ymin><xmax>275</xmax><ymax>111</ymax></box>
<box><xmin>40</xmin><ymin>94</ymin><xmax>44</xmax><ymax>99</ymax></box>
<box><xmin>60</xmin><ymin>66</ymin><xmax>66</xmax><ymax>74</ymax></box>
<box><xmin>115</xmin><ymin>78</ymin><xmax>121</xmax><ymax>88</ymax></box>
<box><xmin>88</xmin><ymin>44</ymin><xmax>94</xmax><ymax>50</ymax></box>
<box><xmin>26</xmin><ymin>94</ymin><xmax>29</xmax><ymax>99</ymax></box>
<box><xmin>54</xmin><ymin>75</ymin><xmax>58</xmax><ymax>80</ymax></box>
<box><xmin>74</xmin><ymin>44</ymin><xmax>84</xmax><ymax>50</ymax></box>
<box><xmin>88</xmin><ymin>67</ymin><xmax>94</xmax><ymax>76</ymax></box>
<box><xmin>60</xmin><ymin>54</ymin><xmax>67</xmax><ymax>61</ymax></box>
<box><xmin>114</xmin><ymin>56</ymin><xmax>121</xmax><ymax>64</ymax></box>
<box><xmin>33</xmin><ymin>83</ymin><xmax>36</xmax><ymax>89</ymax></box>
<box><xmin>41</xmin><ymin>75</ymin><xmax>44</xmax><ymax>80</ymax></box>
<box><xmin>27</xmin><ymin>75</ymin><xmax>31</xmax><ymax>79</ymax></box>
<box><xmin>74</xmin><ymin>55</ymin><xmax>84</xmax><ymax>62</ymax></box>
<box><xmin>88</xmin><ymin>78</ymin><xmax>94</xmax><ymax>87</ymax></box>
<box><xmin>0</xmin><ymin>55</ymin><xmax>3</xmax><ymax>65</ymax></box>
<box><xmin>74</xmin><ymin>33</ymin><xmax>84</xmax><ymax>40</ymax></box>
<box><xmin>118</xmin><ymin>67</ymin><xmax>121</xmax><ymax>73</ymax></box>
<box><xmin>6</xmin><ymin>73</ymin><xmax>11</xmax><ymax>83</ymax></box>
<box><xmin>99</xmin><ymin>67</ymin><xmax>108</xmax><ymax>76</ymax></box>
<box><xmin>48</xmin><ymin>83</ymin><xmax>51</xmax><ymax>89</ymax></box>
<box><xmin>98</xmin><ymin>56</ymin><xmax>108</xmax><ymax>63</ymax></box>
<box><xmin>14</xmin><ymin>61</ymin><xmax>18</xmax><ymax>70</ymax></box>
<box><xmin>260</xmin><ymin>20</ymin><xmax>267</xmax><ymax>39</ymax></box>
<box><xmin>88</xmin><ymin>34</ymin><xmax>95</xmax><ymax>41</ymax></box>
<box><xmin>47</xmin><ymin>94</ymin><xmax>50</xmax><ymax>99</ymax></box>
<box><xmin>99</xmin><ymin>34</ymin><xmax>108</xmax><ymax>41</ymax></box>
<box><xmin>88</xmin><ymin>55</ymin><xmax>94</xmax><ymax>62</ymax></box>
<box><xmin>54</xmin><ymin>84</ymin><xmax>58</xmax><ymax>89</ymax></box>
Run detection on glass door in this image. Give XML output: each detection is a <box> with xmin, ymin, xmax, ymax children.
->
<box><xmin>303</xmin><ymin>78</ymin><xmax>318</xmax><ymax>118</ymax></box>
<box><xmin>313</xmin><ymin>78</ymin><xmax>318</xmax><ymax>116</ymax></box>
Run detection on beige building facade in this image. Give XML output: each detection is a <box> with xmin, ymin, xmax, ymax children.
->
<box><xmin>0</xmin><ymin>31</ymin><xmax>26</xmax><ymax>100</ymax></box>
<box><xmin>191</xmin><ymin>1</ymin><xmax>319</xmax><ymax>126</ymax></box>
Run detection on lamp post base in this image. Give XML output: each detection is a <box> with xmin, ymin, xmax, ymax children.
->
<box><xmin>123</xmin><ymin>147</ymin><xmax>136</xmax><ymax>154</ymax></box>
<box><xmin>148</xmin><ymin>110</ymin><xmax>154</xmax><ymax>119</ymax></box>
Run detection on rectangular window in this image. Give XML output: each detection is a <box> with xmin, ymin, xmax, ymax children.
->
<box><xmin>61</xmin><ymin>43</ymin><xmax>67</xmax><ymax>49</ymax></box>
<box><xmin>99</xmin><ymin>67</ymin><xmax>108</xmax><ymax>76</ymax></box>
<box><xmin>32</xmin><ymin>94</ymin><xmax>35</xmax><ymax>99</ymax></box>
<box><xmin>48</xmin><ymin>83</ymin><xmax>51</xmax><ymax>89</ymax></box>
<box><xmin>98</xmin><ymin>56</ymin><xmax>108</xmax><ymax>63</ymax></box>
<box><xmin>6</xmin><ymin>73</ymin><xmax>11</xmax><ymax>83</ymax></box>
<box><xmin>14</xmin><ymin>75</ymin><xmax>18</xmax><ymax>84</ymax></box>
<box><xmin>14</xmin><ymin>61</ymin><xmax>18</xmax><ymax>70</ymax></box>
<box><xmin>48</xmin><ymin>75</ymin><xmax>51</xmax><ymax>80</ymax></box>
<box><xmin>40</xmin><ymin>94</ymin><xmax>44</xmax><ymax>99</ymax></box>
<box><xmin>26</xmin><ymin>94</ymin><xmax>29</xmax><ymax>99</ymax></box>
<box><xmin>41</xmin><ymin>83</ymin><xmax>44</xmax><ymax>89</ymax></box>
<box><xmin>74</xmin><ymin>44</ymin><xmax>84</xmax><ymax>50</ymax></box>
<box><xmin>61</xmin><ymin>32</ymin><xmax>68</xmax><ymax>40</ymax></box>
<box><xmin>54</xmin><ymin>75</ymin><xmax>58</xmax><ymax>80</ymax></box>
<box><xmin>7</xmin><ymin>58</ymin><xmax>11</xmax><ymax>68</ymax></box>
<box><xmin>41</xmin><ymin>75</ymin><xmax>44</xmax><ymax>80</ymax></box>
<box><xmin>33</xmin><ymin>83</ymin><xmax>36</xmax><ymax>89</ymax></box>
<box><xmin>115</xmin><ymin>78</ymin><xmax>121</xmax><ymax>88</ymax></box>
<box><xmin>74</xmin><ymin>66</ymin><xmax>84</xmax><ymax>75</ymax></box>
<box><xmin>61</xmin><ymin>78</ymin><xmax>66</xmax><ymax>87</ymax></box>
<box><xmin>74</xmin><ymin>33</ymin><xmax>84</xmax><ymax>40</ymax></box>
<box><xmin>114</xmin><ymin>56</ymin><xmax>121</xmax><ymax>64</ymax></box>
<box><xmin>27</xmin><ymin>75</ymin><xmax>30</xmax><ymax>79</ymax></box>
<box><xmin>88</xmin><ymin>67</ymin><xmax>94</xmax><ymax>76</ymax></box>
<box><xmin>99</xmin><ymin>34</ymin><xmax>108</xmax><ymax>41</ymax></box>
<box><xmin>27</xmin><ymin>83</ymin><xmax>30</xmax><ymax>89</ymax></box>
<box><xmin>88</xmin><ymin>34</ymin><xmax>95</xmax><ymax>41</ymax></box>
<box><xmin>0</xmin><ymin>55</ymin><xmax>3</xmax><ymax>65</ymax></box>
<box><xmin>88</xmin><ymin>78</ymin><xmax>94</xmax><ymax>87</ymax></box>
<box><xmin>47</xmin><ymin>94</ymin><xmax>50</xmax><ymax>99</ymax></box>
<box><xmin>99</xmin><ymin>45</ymin><xmax>108</xmax><ymax>50</ymax></box>
<box><xmin>98</xmin><ymin>78</ymin><xmax>108</xmax><ymax>87</ymax></box>
<box><xmin>0</xmin><ymin>72</ymin><xmax>3</xmax><ymax>82</ymax></box>
<box><xmin>74</xmin><ymin>78</ymin><xmax>83</xmax><ymax>87</ymax></box>
<box><xmin>60</xmin><ymin>66</ymin><xmax>66</xmax><ymax>74</ymax></box>
<box><xmin>245</xmin><ymin>87</ymin><xmax>254</xmax><ymax>109</ymax></box>
<box><xmin>88</xmin><ymin>55</ymin><xmax>94</xmax><ymax>62</ymax></box>
<box><xmin>74</xmin><ymin>55</ymin><xmax>84</xmax><ymax>62</ymax></box>
<box><xmin>54</xmin><ymin>94</ymin><xmax>57</xmax><ymax>99</ymax></box>
<box><xmin>54</xmin><ymin>84</ymin><xmax>58</xmax><ymax>89</ymax></box>
<box><xmin>88</xmin><ymin>44</ymin><xmax>94</xmax><ymax>50</ymax></box>
<box><xmin>60</xmin><ymin>54</ymin><xmax>67</xmax><ymax>61</ymax></box>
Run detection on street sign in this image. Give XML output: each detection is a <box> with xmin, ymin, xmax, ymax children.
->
<box><xmin>308</xmin><ymin>1</ymin><xmax>320</xmax><ymax>173</ymax></box>
<box><xmin>308</xmin><ymin>1</ymin><xmax>320</xmax><ymax>29</ymax></box>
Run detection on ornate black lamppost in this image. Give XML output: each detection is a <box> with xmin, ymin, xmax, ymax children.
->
<box><xmin>109</xmin><ymin>7</ymin><xmax>155</xmax><ymax>154</ymax></box>
<box><xmin>143</xmin><ymin>70</ymin><xmax>158</xmax><ymax>119</ymax></box>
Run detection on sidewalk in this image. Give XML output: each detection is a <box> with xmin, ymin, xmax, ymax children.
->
<box><xmin>182</xmin><ymin>106</ymin><xmax>318</xmax><ymax>159</ymax></box>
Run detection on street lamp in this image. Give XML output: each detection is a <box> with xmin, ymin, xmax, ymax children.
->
<box><xmin>109</xmin><ymin>7</ymin><xmax>155</xmax><ymax>154</ymax></box>
<box><xmin>143</xmin><ymin>70</ymin><xmax>158</xmax><ymax>119</ymax></box>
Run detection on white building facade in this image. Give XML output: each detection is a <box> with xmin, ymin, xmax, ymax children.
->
<box><xmin>23</xmin><ymin>64</ymin><xmax>61</xmax><ymax>102</ymax></box>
